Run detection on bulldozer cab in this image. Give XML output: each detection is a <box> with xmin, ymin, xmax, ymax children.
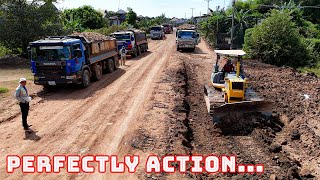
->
<box><xmin>211</xmin><ymin>50</ymin><xmax>246</xmax><ymax>85</ymax></box>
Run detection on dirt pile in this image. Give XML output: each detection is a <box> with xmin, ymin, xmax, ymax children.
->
<box><xmin>177</xmin><ymin>24</ymin><xmax>196</xmax><ymax>30</ymax></box>
<box><xmin>245</xmin><ymin>61</ymin><xmax>320</xmax><ymax>178</ymax></box>
<box><xmin>246</xmin><ymin>61</ymin><xmax>320</xmax><ymax>124</ymax></box>
<box><xmin>70</xmin><ymin>32</ymin><xmax>112</xmax><ymax>41</ymax></box>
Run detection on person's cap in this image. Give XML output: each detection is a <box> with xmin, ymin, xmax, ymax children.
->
<box><xmin>19</xmin><ymin>78</ymin><xmax>27</xmax><ymax>83</ymax></box>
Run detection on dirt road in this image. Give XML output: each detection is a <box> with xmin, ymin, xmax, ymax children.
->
<box><xmin>0</xmin><ymin>35</ymin><xmax>175</xmax><ymax>179</ymax></box>
<box><xmin>1</xmin><ymin>33</ymin><xmax>319</xmax><ymax>180</ymax></box>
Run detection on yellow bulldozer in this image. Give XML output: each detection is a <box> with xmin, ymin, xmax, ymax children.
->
<box><xmin>204</xmin><ymin>50</ymin><xmax>272</xmax><ymax>122</ymax></box>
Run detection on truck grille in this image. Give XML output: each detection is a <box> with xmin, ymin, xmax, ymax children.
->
<box><xmin>36</xmin><ymin>66</ymin><xmax>66</xmax><ymax>79</ymax></box>
<box><xmin>232</xmin><ymin>82</ymin><xmax>244</xmax><ymax>90</ymax></box>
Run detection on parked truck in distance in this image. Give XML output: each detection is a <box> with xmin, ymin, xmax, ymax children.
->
<box><xmin>111</xmin><ymin>29</ymin><xmax>148</xmax><ymax>58</ymax></box>
<box><xmin>176</xmin><ymin>28</ymin><xmax>201</xmax><ymax>52</ymax></box>
<box><xmin>150</xmin><ymin>26</ymin><xmax>165</xmax><ymax>40</ymax></box>
<box><xmin>162</xmin><ymin>23</ymin><xmax>173</xmax><ymax>34</ymax></box>
<box><xmin>29</xmin><ymin>32</ymin><xmax>119</xmax><ymax>88</ymax></box>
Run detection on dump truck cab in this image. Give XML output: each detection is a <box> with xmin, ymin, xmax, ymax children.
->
<box><xmin>150</xmin><ymin>26</ymin><xmax>164</xmax><ymax>40</ymax></box>
<box><xmin>111</xmin><ymin>29</ymin><xmax>148</xmax><ymax>58</ymax></box>
<box><xmin>112</xmin><ymin>31</ymin><xmax>136</xmax><ymax>52</ymax></box>
<box><xmin>162</xmin><ymin>23</ymin><xmax>172</xmax><ymax>34</ymax></box>
<box><xmin>176</xmin><ymin>29</ymin><xmax>200</xmax><ymax>52</ymax></box>
<box><xmin>29</xmin><ymin>38</ymin><xmax>86</xmax><ymax>85</ymax></box>
<box><xmin>29</xmin><ymin>34</ymin><xmax>119</xmax><ymax>87</ymax></box>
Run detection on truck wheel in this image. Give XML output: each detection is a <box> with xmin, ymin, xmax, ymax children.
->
<box><xmin>131</xmin><ymin>49</ymin><xmax>137</xmax><ymax>58</ymax></box>
<box><xmin>81</xmin><ymin>70</ymin><xmax>90</xmax><ymax>88</ymax></box>
<box><xmin>138</xmin><ymin>46</ymin><xmax>141</xmax><ymax>55</ymax></box>
<box><xmin>177</xmin><ymin>46</ymin><xmax>180</xmax><ymax>51</ymax></box>
<box><xmin>106</xmin><ymin>59</ymin><xmax>114</xmax><ymax>73</ymax></box>
<box><xmin>192</xmin><ymin>47</ymin><xmax>195</xmax><ymax>52</ymax></box>
<box><xmin>93</xmin><ymin>64</ymin><xmax>102</xmax><ymax>81</ymax></box>
<box><xmin>114</xmin><ymin>57</ymin><xmax>119</xmax><ymax>70</ymax></box>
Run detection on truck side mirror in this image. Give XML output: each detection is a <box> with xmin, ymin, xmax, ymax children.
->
<box><xmin>74</xmin><ymin>50</ymin><xmax>82</xmax><ymax>58</ymax></box>
<box><xmin>197</xmin><ymin>33</ymin><xmax>200</xmax><ymax>38</ymax></box>
<box><xmin>131</xmin><ymin>36</ymin><xmax>135</xmax><ymax>41</ymax></box>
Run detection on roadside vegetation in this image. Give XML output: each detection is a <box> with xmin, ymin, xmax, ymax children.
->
<box><xmin>0</xmin><ymin>1</ymin><xmax>170</xmax><ymax>57</ymax></box>
<box><xmin>0</xmin><ymin>87</ymin><xmax>9</xmax><ymax>94</ymax></box>
<box><xmin>0</xmin><ymin>0</ymin><xmax>318</xmax><ymax>76</ymax></box>
<box><xmin>200</xmin><ymin>0</ymin><xmax>320</xmax><ymax>75</ymax></box>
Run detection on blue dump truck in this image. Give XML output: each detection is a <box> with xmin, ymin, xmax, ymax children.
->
<box><xmin>29</xmin><ymin>32</ymin><xmax>119</xmax><ymax>88</ymax></box>
<box><xmin>110</xmin><ymin>29</ymin><xmax>148</xmax><ymax>58</ymax></box>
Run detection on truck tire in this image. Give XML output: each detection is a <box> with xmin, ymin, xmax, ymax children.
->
<box><xmin>177</xmin><ymin>46</ymin><xmax>180</xmax><ymax>51</ymax></box>
<box><xmin>93</xmin><ymin>64</ymin><xmax>102</xmax><ymax>81</ymax></box>
<box><xmin>106</xmin><ymin>59</ymin><xmax>114</xmax><ymax>73</ymax></box>
<box><xmin>138</xmin><ymin>46</ymin><xmax>141</xmax><ymax>55</ymax></box>
<box><xmin>131</xmin><ymin>49</ymin><xmax>138</xmax><ymax>58</ymax></box>
<box><xmin>81</xmin><ymin>70</ymin><xmax>90</xmax><ymax>88</ymax></box>
<box><xmin>114</xmin><ymin>57</ymin><xmax>119</xmax><ymax>70</ymax></box>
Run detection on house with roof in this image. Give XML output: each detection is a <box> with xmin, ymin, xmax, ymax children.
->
<box><xmin>105</xmin><ymin>9</ymin><xmax>127</xmax><ymax>26</ymax></box>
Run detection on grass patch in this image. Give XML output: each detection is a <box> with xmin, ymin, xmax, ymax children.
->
<box><xmin>0</xmin><ymin>87</ymin><xmax>9</xmax><ymax>94</ymax></box>
<box><xmin>298</xmin><ymin>62</ymin><xmax>320</xmax><ymax>77</ymax></box>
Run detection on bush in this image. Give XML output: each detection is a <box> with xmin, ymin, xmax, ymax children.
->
<box><xmin>0</xmin><ymin>87</ymin><xmax>9</xmax><ymax>94</ymax></box>
<box><xmin>244</xmin><ymin>10</ymin><xmax>310</xmax><ymax>68</ymax></box>
<box><xmin>304</xmin><ymin>38</ymin><xmax>320</xmax><ymax>66</ymax></box>
<box><xmin>0</xmin><ymin>44</ymin><xmax>12</xmax><ymax>57</ymax></box>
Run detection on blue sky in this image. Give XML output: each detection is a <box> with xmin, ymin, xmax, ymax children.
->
<box><xmin>55</xmin><ymin>0</ymin><xmax>232</xmax><ymax>18</ymax></box>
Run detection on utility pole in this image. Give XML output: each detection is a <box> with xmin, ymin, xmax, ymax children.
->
<box><xmin>190</xmin><ymin>8</ymin><xmax>195</xmax><ymax>18</ymax></box>
<box><xmin>230</xmin><ymin>0</ymin><xmax>235</xmax><ymax>50</ymax></box>
<box><xmin>216</xmin><ymin>6</ymin><xmax>220</xmax><ymax>46</ymax></box>
<box><xmin>204</xmin><ymin>0</ymin><xmax>212</xmax><ymax>14</ymax></box>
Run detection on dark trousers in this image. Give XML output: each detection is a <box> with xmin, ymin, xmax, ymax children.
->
<box><xmin>19</xmin><ymin>102</ymin><xmax>29</xmax><ymax>129</ymax></box>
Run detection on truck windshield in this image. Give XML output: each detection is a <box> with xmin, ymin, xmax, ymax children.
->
<box><xmin>178</xmin><ymin>31</ymin><xmax>196</xmax><ymax>38</ymax></box>
<box><xmin>31</xmin><ymin>46</ymin><xmax>71</xmax><ymax>61</ymax></box>
<box><xmin>151</xmin><ymin>27</ymin><xmax>161</xmax><ymax>31</ymax></box>
<box><xmin>114</xmin><ymin>34</ymin><xmax>131</xmax><ymax>40</ymax></box>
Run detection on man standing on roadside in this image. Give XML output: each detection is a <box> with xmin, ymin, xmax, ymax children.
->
<box><xmin>15</xmin><ymin>78</ymin><xmax>32</xmax><ymax>131</ymax></box>
<box><xmin>120</xmin><ymin>46</ymin><xmax>127</xmax><ymax>66</ymax></box>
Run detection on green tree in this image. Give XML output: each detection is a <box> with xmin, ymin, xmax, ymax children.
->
<box><xmin>62</xmin><ymin>5</ymin><xmax>105</xmax><ymax>30</ymax></box>
<box><xmin>0</xmin><ymin>0</ymin><xmax>65</xmax><ymax>55</ymax></box>
<box><xmin>126</xmin><ymin>8</ymin><xmax>138</xmax><ymax>28</ymax></box>
<box><xmin>244</xmin><ymin>10</ymin><xmax>310</xmax><ymax>67</ymax></box>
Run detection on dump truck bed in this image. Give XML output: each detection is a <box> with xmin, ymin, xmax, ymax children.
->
<box><xmin>69</xmin><ymin>32</ymin><xmax>118</xmax><ymax>64</ymax></box>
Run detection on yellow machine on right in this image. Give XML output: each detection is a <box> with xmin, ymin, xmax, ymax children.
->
<box><xmin>204</xmin><ymin>50</ymin><xmax>272</xmax><ymax>122</ymax></box>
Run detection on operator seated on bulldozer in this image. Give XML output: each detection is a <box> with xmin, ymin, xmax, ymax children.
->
<box><xmin>222</xmin><ymin>58</ymin><xmax>235</xmax><ymax>77</ymax></box>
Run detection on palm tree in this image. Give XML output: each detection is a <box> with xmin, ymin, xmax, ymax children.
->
<box><xmin>234</xmin><ymin>9</ymin><xmax>251</xmax><ymax>45</ymax></box>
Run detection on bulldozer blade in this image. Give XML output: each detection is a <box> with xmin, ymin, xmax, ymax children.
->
<box><xmin>204</xmin><ymin>85</ymin><xmax>273</xmax><ymax>120</ymax></box>
<box><xmin>212</xmin><ymin>101</ymin><xmax>273</xmax><ymax>118</ymax></box>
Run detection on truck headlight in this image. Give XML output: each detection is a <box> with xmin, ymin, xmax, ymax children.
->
<box><xmin>66</xmin><ymin>75</ymin><xmax>76</xmax><ymax>80</ymax></box>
